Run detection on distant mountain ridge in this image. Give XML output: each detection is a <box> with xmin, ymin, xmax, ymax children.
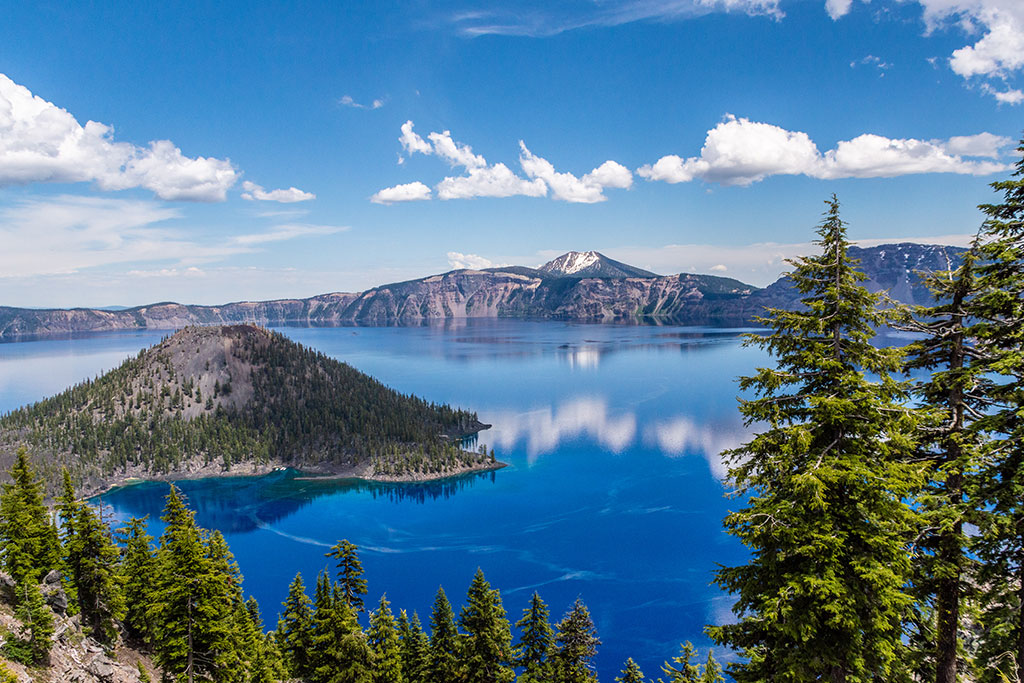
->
<box><xmin>0</xmin><ymin>244</ymin><xmax>965</xmax><ymax>338</ymax></box>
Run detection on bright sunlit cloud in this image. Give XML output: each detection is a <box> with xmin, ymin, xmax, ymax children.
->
<box><xmin>638</xmin><ymin>115</ymin><xmax>1010</xmax><ymax>186</ymax></box>
<box><xmin>0</xmin><ymin>73</ymin><xmax>240</xmax><ymax>201</ymax></box>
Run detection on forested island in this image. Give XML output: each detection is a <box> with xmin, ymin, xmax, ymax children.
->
<box><xmin>0</xmin><ymin>325</ymin><xmax>499</xmax><ymax>496</ymax></box>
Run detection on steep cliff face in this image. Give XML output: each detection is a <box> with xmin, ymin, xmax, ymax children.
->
<box><xmin>0</xmin><ymin>244</ymin><xmax>965</xmax><ymax>338</ymax></box>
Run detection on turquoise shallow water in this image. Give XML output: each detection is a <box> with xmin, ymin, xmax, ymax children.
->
<box><xmin>0</xmin><ymin>320</ymin><xmax>765</xmax><ymax>679</ymax></box>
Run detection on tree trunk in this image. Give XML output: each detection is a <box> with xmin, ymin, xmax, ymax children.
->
<box><xmin>1016</xmin><ymin>542</ymin><xmax>1024</xmax><ymax>683</ymax></box>
<box><xmin>935</xmin><ymin>514</ymin><xmax>962</xmax><ymax>683</ymax></box>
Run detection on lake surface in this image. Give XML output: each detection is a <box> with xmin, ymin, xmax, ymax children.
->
<box><xmin>0</xmin><ymin>320</ymin><xmax>766</xmax><ymax>679</ymax></box>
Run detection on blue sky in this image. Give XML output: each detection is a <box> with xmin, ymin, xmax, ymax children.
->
<box><xmin>1</xmin><ymin>0</ymin><xmax>1022</xmax><ymax>307</ymax></box>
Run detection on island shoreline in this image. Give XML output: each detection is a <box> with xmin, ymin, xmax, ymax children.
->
<box><xmin>85</xmin><ymin>456</ymin><xmax>509</xmax><ymax>500</ymax></box>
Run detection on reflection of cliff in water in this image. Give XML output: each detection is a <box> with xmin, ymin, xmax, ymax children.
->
<box><xmin>99</xmin><ymin>467</ymin><xmax>497</xmax><ymax>534</ymax></box>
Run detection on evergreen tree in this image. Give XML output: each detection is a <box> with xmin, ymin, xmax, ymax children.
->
<box><xmin>368</xmin><ymin>594</ymin><xmax>403</xmax><ymax>683</ymax></box>
<box><xmin>902</xmin><ymin>251</ymin><xmax>988</xmax><ymax>683</ymax></box>
<box><xmin>428</xmin><ymin>586</ymin><xmax>460</xmax><ymax>683</ymax></box>
<box><xmin>398</xmin><ymin>610</ymin><xmax>430</xmax><ymax>683</ymax></box>
<box><xmin>14</xmin><ymin>579</ymin><xmax>54</xmax><ymax>664</ymax></box>
<box><xmin>147</xmin><ymin>485</ymin><xmax>233</xmax><ymax>683</ymax></box>
<box><xmin>708</xmin><ymin>196</ymin><xmax>920</xmax><ymax>683</ymax></box>
<box><xmin>326</xmin><ymin>539</ymin><xmax>368</xmax><ymax>613</ymax></box>
<box><xmin>657</xmin><ymin>642</ymin><xmax>700</xmax><ymax>683</ymax></box>
<box><xmin>514</xmin><ymin>592</ymin><xmax>554</xmax><ymax>683</ymax></box>
<box><xmin>458</xmin><ymin>569</ymin><xmax>514</xmax><ymax>683</ymax></box>
<box><xmin>552</xmin><ymin>598</ymin><xmax>600</xmax><ymax>683</ymax></box>
<box><xmin>117</xmin><ymin>516</ymin><xmax>156</xmax><ymax>641</ymax></box>
<box><xmin>0</xmin><ymin>448</ymin><xmax>58</xmax><ymax>583</ymax></box>
<box><xmin>311</xmin><ymin>595</ymin><xmax>373</xmax><ymax>683</ymax></box>
<box><xmin>969</xmin><ymin>136</ymin><xmax>1024</xmax><ymax>683</ymax></box>
<box><xmin>616</xmin><ymin>658</ymin><xmax>646</xmax><ymax>683</ymax></box>
<box><xmin>66</xmin><ymin>501</ymin><xmax>124</xmax><ymax>643</ymax></box>
<box><xmin>700</xmin><ymin>651</ymin><xmax>724</xmax><ymax>683</ymax></box>
<box><xmin>279</xmin><ymin>572</ymin><xmax>315</xmax><ymax>679</ymax></box>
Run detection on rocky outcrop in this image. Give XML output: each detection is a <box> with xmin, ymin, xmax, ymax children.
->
<box><xmin>0</xmin><ymin>575</ymin><xmax>155</xmax><ymax>683</ymax></box>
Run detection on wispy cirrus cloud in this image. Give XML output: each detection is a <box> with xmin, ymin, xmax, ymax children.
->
<box><xmin>0</xmin><ymin>195</ymin><xmax>346</xmax><ymax>279</ymax></box>
<box><xmin>448</xmin><ymin>0</ymin><xmax>783</xmax><ymax>37</ymax></box>
<box><xmin>340</xmin><ymin>94</ymin><xmax>385</xmax><ymax>110</ymax></box>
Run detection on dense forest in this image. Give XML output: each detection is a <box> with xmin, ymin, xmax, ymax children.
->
<box><xmin>0</xmin><ymin>325</ymin><xmax>495</xmax><ymax>492</ymax></box>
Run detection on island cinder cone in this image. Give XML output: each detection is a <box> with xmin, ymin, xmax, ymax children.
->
<box><xmin>0</xmin><ymin>325</ymin><xmax>495</xmax><ymax>495</ymax></box>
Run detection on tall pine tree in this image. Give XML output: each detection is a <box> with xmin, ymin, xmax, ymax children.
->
<box><xmin>709</xmin><ymin>196</ymin><xmax>921</xmax><ymax>683</ymax></box>
<box><xmin>552</xmin><ymin>598</ymin><xmax>601</xmax><ymax>683</ymax></box>
<box><xmin>969</xmin><ymin>135</ymin><xmax>1024</xmax><ymax>683</ymax></box>
<box><xmin>458</xmin><ymin>569</ymin><xmax>514</xmax><ymax>683</ymax></box>
<box><xmin>326</xmin><ymin>539</ymin><xmax>368</xmax><ymax>613</ymax></box>
<box><xmin>514</xmin><ymin>592</ymin><xmax>554</xmax><ymax>683</ymax></box>
<box><xmin>428</xmin><ymin>586</ymin><xmax>460</xmax><ymax>683</ymax></box>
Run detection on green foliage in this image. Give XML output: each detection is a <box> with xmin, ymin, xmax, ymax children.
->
<box><xmin>0</xmin><ymin>448</ymin><xmax>58</xmax><ymax>583</ymax></box>
<box><xmin>459</xmin><ymin>569</ymin><xmax>514</xmax><ymax>683</ymax></box>
<box><xmin>0</xmin><ymin>661</ymin><xmax>18</xmax><ymax>683</ymax></box>
<box><xmin>709</xmin><ymin>196</ymin><xmax>921</xmax><ymax>683</ymax></box>
<box><xmin>398</xmin><ymin>610</ymin><xmax>430</xmax><ymax>683</ymax></box>
<box><xmin>657</xmin><ymin>642</ymin><xmax>700</xmax><ymax>683</ymax></box>
<box><xmin>552</xmin><ymin>598</ymin><xmax>600</xmax><ymax>683</ymax></box>
<box><xmin>368</xmin><ymin>594</ymin><xmax>403</xmax><ymax>683</ymax></box>
<box><xmin>147</xmin><ymin>486</ymin><xmax>236</xmax><ymax>682</ymax></box>
<box><xmin>514</xmin><ymin>592</ymin><xmax>554</xmax><ymax>683</ymax></box>
<box><xmin>13</xmin><ymin>580</ymin><xmax>54</xmax><ymax>665</ymax></box>
<box><xmin>117</xmin><ymin>516</ymin><xmax>156</xmax><ymax>641</ymax></box>
<box><xmin>970</xmin><ymin>136</ymin><xmax>1024</xmax><ymax>683</ymax></box>
<box><xmin>615</xmin><ymin>658</ymin><xmax>646</xmax><ymax>683</ymax></box>
<box><xmin>327</xmin><ymin>539</ymin><xmax>368</xmax><ymax>613</ymax></box>
<box><xmin>279</xmin><ymin>572</ymin><xmax>315</xmax><ymax>679</ymax></box>
<box><xmin>428</xmin><ymin>586</ymin><xmax>460</xmax><ymax>683</ymax></box>
<box><xmin>66</xmin><ymin>501</ymin><xmax>124</xmax><ymax>643</ymax></box>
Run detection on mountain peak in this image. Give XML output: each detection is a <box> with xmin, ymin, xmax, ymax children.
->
<box><xmin>539</xmin><ymin>251</ymin><xmax>659</xmax><ymax>279</ymax></box>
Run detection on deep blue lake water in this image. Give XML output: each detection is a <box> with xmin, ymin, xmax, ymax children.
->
<box><xmin>0</xmin><ymin>320</ymin><xmax>767</xmax><ymax>680</ymax></box>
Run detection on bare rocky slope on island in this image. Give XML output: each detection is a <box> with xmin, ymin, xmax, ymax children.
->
<box><xmin>0</xmin><ymin>325</ymin><xmax>496</xmax><ymax>496</ymax></box>
<box><xmin>0</xmin><ymin>244</ymin><xmax>964</xmax><ymax>338</ymax></box>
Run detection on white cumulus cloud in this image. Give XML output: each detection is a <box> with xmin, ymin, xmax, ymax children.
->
<box><xmin>638</xmin><ymin>115</ymin><xmax>1009</xmax><ymax>186</ymax></box>
<box><xmin>519</xmin><ymin>143</ymin><xmax>633</xmax><ymax>203</ymax></box>
<box><xmin>370</xmin><ymin>181</ymin><xmax>433</xmax><ymax>204</ymax></box>
<box><xmin>241</xmin><ymin>181</ymin><xmax>315</xmax><ymax>203</ymax></box>
<box><xmin>0</xmin><ymin>73</ymin><xmax>239</xmax><ymax>201</ymax></box>
<box><xmin>436</xmin><ymin>163</ymin><xmax>547</xmax><ymax>200</ymax></box>
<box><xmin>399</xmin><ymin>120</ymin><xmax>433</xmax><ymax>156</ymax></box>
<box><xmin>446</xmin><ymin>252</ymin><xmax>495</xmax><ymax>270</ymax></box>
<box><xmin>428</xmin><ymin>130</ymin><xmax>487</xmax><ymax>169</ymax></box>
<box><xmin>383</xmin><ymin>121</ymin><xmax>631</xmax><ymax>204</ymax></box>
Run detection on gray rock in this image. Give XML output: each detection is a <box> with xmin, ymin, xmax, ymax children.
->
<box><xmin>42</xmin><ymin>582</ymin><xmax>68</xmax><ymax>613</ymax></box>
<box><xmin>43</xmin><ymin>569</ymin><xmax>63</xmax><ymax>585</ymax></box>
<box><xmin>87</xmin><ymin>655</ymin><xmax>116</xmax><ymax>681</ymax></box>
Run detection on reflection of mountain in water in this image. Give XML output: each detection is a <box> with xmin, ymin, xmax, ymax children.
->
<box><xmin>99</xmin><ymin>468</ymin><xmax>497</xmax><ymax>534</ymax></box>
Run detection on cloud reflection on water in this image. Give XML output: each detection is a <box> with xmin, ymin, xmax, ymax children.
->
<box><xmin>484</xmin><ymin>396</ymin><xmax>750</xmax><ymax>476</ymax></box>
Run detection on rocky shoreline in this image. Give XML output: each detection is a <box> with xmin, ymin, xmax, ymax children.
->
<box><xmin>84</xmin><ymin>455</ymin><xmax>508</xmax><ymax>499</ymax></box>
